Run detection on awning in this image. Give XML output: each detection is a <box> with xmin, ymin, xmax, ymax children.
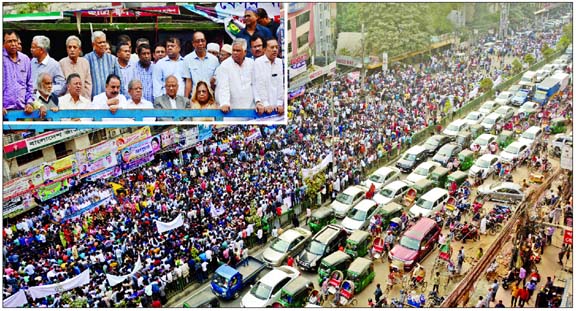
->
<box><xmin>3</xmin><ymin>11</ymin><xmax>63</xmax><ymax>22</ymax></box>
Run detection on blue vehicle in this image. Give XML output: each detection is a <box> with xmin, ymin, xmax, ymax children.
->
<box><xmin>511</xmin><ymin>89</ymin><xmax>530</xmax><ymax>106</ymax></box>
<box><xmin>533</xmin><ymin>77</ymin><xmax>561</xmax><ymax>105</ymax></box>
<box><xmin>211</xmin><ymin>256</ymin><xmax>269</xmax><ymax>300</ymax></box>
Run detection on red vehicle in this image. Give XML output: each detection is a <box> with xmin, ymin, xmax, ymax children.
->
<box><xmin>388</xmin><ymin>218</ymin><xmax>441</xmax><ymax>271</ymax></box>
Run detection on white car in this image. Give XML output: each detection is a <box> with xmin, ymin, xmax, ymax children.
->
<box><xmin>480</xmin><ymin>112</ymin><xmax>502</xmax><ymax>131</ymax></box>
<box><xmin>550</xmin><ymin>133</ymin><xmax>572</xmax><ymax>156</ymax></box>
<box><xmin>261</xmin><ymin>228</ymin><xmax>312</xmax><ymax>267</ymax></box>
<box><xmin>479</xmin><ymin>100</ymin><xmax>500</xmax><ymax>114</ymax></box>
<box><xmin>361</xmin><ymin>166</ymin><xmax>400</xmax><ymax>191</ymax></box>
<box><xmin>330</xmin><ymin>186</ymin><xmax>367</xmax><ymax>218</ymax></box>
<box><xmin>469</xmin><ymin>154</ymin><xmax>501</xmax><ymax>179</ymax></box>
<box><xmin>471</xmin><ymin>134</ymin><xmax>497</xmax><ymax>152</ymax></box>
<box><xmin>494</xmin><ymin>105</ymin><xmax>516</xmax><ymax>121</ymax></box>
<box><xmin>464</xmin><ymin>111</ymin><xmax>485</xmax><ymax>125</ymax></box>
<box><xmin>517</xmin><ymin>101</ymin><xmax>539</xmax><ymax>116</ymax></box>
<box><xmin>535</xmin><ymin>69</ymin><xmax>550</xmax><ymax>83</ymax></box>
<box><xmin>406</xmin><ymin>161</ymin><xmax>440</xmax><ymax>185</ymax></box>
<box><xmin>373</xmin><ymin>180</ymin><xmax>410</xmax><ymax>206</ymax></box>
<box><xmin>443</xmin><ymin>119</ymin><xmax>470</xmax><ymax>137</ymax></box>
<box><xmin>240</xmin><ymin>266</ymin><xmax>300</xmax><ymax>307</ymax></box>
<box><xmin>494</xmin><ymin>91</ymin><xmax>514</xmax><ymax>105</ymax></box>
<box><xmin>341</xmin><ymin>199</ymin><xmax>379</xmax><ymax>233</ymax></box>
<box><xmin>500</xmin><ymin>141</ymin><xmax>530</xmax><ymax>164</ymax></box>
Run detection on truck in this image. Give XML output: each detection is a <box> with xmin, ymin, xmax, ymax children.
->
<box><xmin>552</xmin><ymin>72</ymin><xmax>570</xmax><ymax>93</ymax></box>
<box><xmin>210</xmin><ymin>256</ymin><xmax>269</xmax><ymax>300</ymax></box>
<box><xmin>533</xmin><ymin>75</ymin><xmax>563</xmax><ymax>105</ymax></box>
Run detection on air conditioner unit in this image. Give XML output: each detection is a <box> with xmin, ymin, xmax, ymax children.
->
<box><xmin>108</xmin><ymin>129</ymin><xmax>121</xmax><ymax>138</ymax></box>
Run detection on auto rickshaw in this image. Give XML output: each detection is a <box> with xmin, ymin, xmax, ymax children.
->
<box><xmin>183</xmin><ymin>291</ymin><xmax>220</xmax><ymax>308</ymax></box>
<box><xmin>469</xmin><ymin>124</ymin><xmax>485</xmax><ymax>140</ymax></box>
<box><xmin>277</xmin><ymin>276</ymin><xmax>313</xmax><ymax>308</ymax></box>
<box><xmin>497</xmin><ymin>130</ymin><xmax>515</xmax><ymax>149</ymax></box>
<box><xmin>457</xmin><ymin>149</ymin><xmax>475</xmax><ymax>171</ymax></box>
<box><xmin>346</xmin><ymin>257</ymin><xmax>375</xmax><ymax>293</ymax></box>
<box><xmin>306</xmin><ymin>289</ymin><xmax>324</xmax><ymax>307</ymax></box>
<box><xmin>548</xmin><ymin>117</ymin><xmax>568</xmax><ymax>134</ymax></box>
<box><xmin>387</xmin><ymin>217</ymin><xmax>403</xmax><ymax>236</ymax></box>
<box><xmin>380</xmin><ymin>202</ymin><xmax>404</xmax><ymax>229</ymax></box>
<box><xmin>318</xmin><ymin>251</ymin><xmax>352</xmax><ymax>284</ymax></box>
<box><xmin>428</xmin><ymin>166</ymin><xmax>450</xmax><ymax>188</ymax></box>
<box><xmin>455</xmin><ymin>131</ymin><xmax>472</xmax><ymax>148</ymax></box>
<box><xmin>345</xmin><ymin>230</ymin><xmax>372</xmax><ymax>258</ymax></box>
<box><xmin>445</xmin><ymin>170</ymin><xmax>469</xmax><ymax>190</ymax></box>
<box><xmin>403</xmin><ymin>179</ymin><xmax>434</xmax><ymax>207</ymax></box>
<box><xmin>308</xmin><ymin>207</ymin><xmax>337</xmax><ymax>234</ymax></box>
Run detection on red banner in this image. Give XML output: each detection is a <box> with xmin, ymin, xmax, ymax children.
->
<box><xmin>564</xmin><ymin>230</ymin><xmax>573</xmax><ymax>245</ymax></box>
<box><xmin>80</xmin><ymin>6</ymin><xmax>180</xmax><ymax>18</ymax></box>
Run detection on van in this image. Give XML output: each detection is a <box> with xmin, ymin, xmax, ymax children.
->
<box><xmin>396</xmin><ymin>145</ymin><xmax>428</xmax><ymax>173</ymax></box>
<box><xmin>388</xmin><ymin>218</ymin><xmax>441</xmax><ymax>271</ymax></box>
<box><xmin>519</xmin><ymin>126</ymin><xmax>543</xmax><ymax>148</ymax></box>
<box><xmin>519</xmin><ymin>71</ymin><xmax>537</xmax><ymax>86</ymax></box>
<box><xmin>409</xmin><ymin>187</ymin><xmax>449</xmax><ymax>218</ymax></box>
<box><xmin>296</xmin><ymin>224</ymin><xmax>348</xmax><ymax>272</ymax></box>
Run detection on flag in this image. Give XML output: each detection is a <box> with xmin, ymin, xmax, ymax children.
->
<box><xmin>28</xmin><ymin>269</ymin><xmax>90</xmax><ymax>300</ymax></box>
<box><xmin>156</xmin><ymin>214</ymin><xmax>184</xmax><ymax>234</ymax></box>
<box><xmin>3</xmin><ymin>289</ymin><xmax>28</xmax><ymax>307</ymax></box>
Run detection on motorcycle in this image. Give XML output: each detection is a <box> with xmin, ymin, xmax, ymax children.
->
<box><xmin>455</xmin><ymin>225</ymin><xmax>480</xmax><ymax>242</ymax></box>
<box><xmin>484</xmin><ymin>216</ymin><xmax>503</xmax><ymax>235</ymax></box>
<box><xmin>427</xmin><ymin>291</ymin><xmax>445</xmax><ymax>307</ymax></box>
<box><xmin>502</xmin><ymin>273</ymin><xmax>517</xmax><ymax>290</ymax></box>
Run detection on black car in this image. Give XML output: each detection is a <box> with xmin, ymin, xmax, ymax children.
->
<box><xmin>432</xmin><ymin>143</ymin><xmax>462</xmax><ymax>167</ymax></box>
<box><xmin>422</xmin><ymin>135</ymin><xmax>452</xmax><ymax>157</ymax></box>
<box><xmin>395</xmin><ymin>145</ymin><xmax>428</xmax><ymax>173</ymax></box>
<box><xmin>296</xmin><ymin>224</ymin><xmax>348</xmax><ymax>272</ymax></box>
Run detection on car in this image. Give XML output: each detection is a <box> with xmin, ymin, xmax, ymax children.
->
<box><xmin>240</xmin><ymin>266</ymin><xmax>300</xmax><ymax>307</ymax></box>
<box><xmin>494</xmin><ymin>91</ymin><xmax>514</xmax><ymax>105</ymax></box>
<box><xmin>464</xmin><ymin>111</ymin><xmax>485</xmax><ymax>125</ymax></box>
<box><xmin>396</xmin><ymin>145</ymin><xmax>428</xmax><ymax>173</ymax></box>
<box><xmin>330</xmin><ymin>186</ymin><xmax>367</xmax><ymax>218</ymax></box>
<box><xmin>478</xmin><ymin>182</ymin><xmax>525</xmax><ymax>203</ymax></box>
<box><xmin>550</xmin><ymin>133</ymin><xmax>573</xmax><ymax>156</ymax></box>
<box><xmin>422</xmin><ymin>135</ymin><xmax>452</xmax><ymax>156</ymax></box>
<box><xmin>469</xmin><ymin>154</ymin><xmax>501</xmax><ymax>179</ymax></box>
<box><xmin>511</xmin><ymin>90</ymin><xmax>530</xmax><ymax>106</ymax></box>
<box><xmin>518</xmin><ymin>126</ymin><xmax>543</xmax><ymax>149</ymax></box>
<box><xmin>296</xmin><ymin>224</ymin><xmax>348</xmax><ymax>272</ymax></box>
<box><xmin>494</xmin><ymin>105</ymin><xmax>516</xmax><ymax>121</ymax></box>
<box><xmin>518</xmin><ymin>101</ymin><xmax>539</xmax><ymax>116</ymax></box>
<box><xmin>262</xmin><ymin>228</ymin><xmax>312</xmax><ymax>267</ymax></box>
<box><xmin>507</xmin><ymin>84</ymin><xmax>521</xmax><ymax>94</ymax></box>
<box><xmin>406</xmin><ymin>161</ymin><xmax>440</xmax><ymax>185</ymax></box>
<box><xmin>480</xmin><ymin>113</ymin><xmax>502</xmax><ymax>132</ymax></box>
<box><xmin>478</xmin><ymin>100</ymin><xmax>500</xmax><ymax>114</ymax></box>
<box><xmin>373</xmin><ymin>180</ymin><xmax>410</xmax><ymax>206</ymax></box>
<box><xmin>443</xmin><ymin>120</ymin><xmax>470</xmax><ymax>137</ymax></box>
<box><xmin>361</xmin><ymin>166</ymin><xmax>400</xmax><ymax>191</ymax></box>
<box><xmin>432</xmin><ymin>143</ymin><xmax>462</xmax><ymax>167</ymax></box>
<box><xmin>535</xmin><ymin>69</ymin><xmax>550</xmax><ymax>83</ymax></box>
<box><xmin>388</xmin><ymin>218</ymin><xmax>441</xmax><ymax>271</ymax></box>
<box><xmin>341</xmin><ymin>199</ymin><xmax>380</xmax><ymax>233</ymax></box>
<box><xmin>471</xmin><ymin>134</ymin><xmax>497</xmax><ymax>153</ymax></box>
<box><xmin>499</xmin><ymin>141</ymin><xmax>530</xmax><ymax>164</ymax></box>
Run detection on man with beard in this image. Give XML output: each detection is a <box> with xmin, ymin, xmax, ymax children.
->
<box><xmin>253</xmin><ymin>37</ymin><xmax>284</xmax><ymax>115</ymax></box>
<box><xmin>132</xmin><ymin>43</ymin><xmax>154</xmax><ymax>103</ymax></box>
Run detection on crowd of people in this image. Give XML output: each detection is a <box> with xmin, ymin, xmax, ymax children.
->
<box><xmin>2</xmin><ymin>8</ymin><xmax>284</xmax><ymax>122</ymax></box>
<box><xmin>2</xmin><ymin>20</ymin><xmax>568</xmax><ymax>307</ymax></box>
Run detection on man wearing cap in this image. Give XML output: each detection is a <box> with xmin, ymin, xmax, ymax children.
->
<box><xmin>207</xmin><ymin>43</ymin><xmax>220</xmax><ymax>58</ymax></box>
<box><xmin>219</xmin><ymin>44</ymin><xmax>232</xmax><ymax>63</ymax></box>
<box><xmin>181</xmin><ymin>31</ymin><xmax>219</xmax><ymax>99</ymax></box>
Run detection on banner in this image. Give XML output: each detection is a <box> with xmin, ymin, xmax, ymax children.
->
<box><xmin>302</xmin><ymin>152</ymin><xmax>333</xmax><ymax>179</ymax></box>
<box><xmin>289</xmin><ymin>60</ymin><xmax>307</xmax><ymax>78</ymax></box>
<box><xmin>156</xmin><ymin>214</ymin><xmax>184</xmax><ymax>234</ymax></box>
<box><xmin>178</xmin><ymin>127</ymin><xmax>200</xmax><ymax>150</ymax></box>
<box><xmin>564</xmin><ymin>230</ymin><xmax>573</xmax><ymax>245</ymax></box>
<box><xmin>120</xmin><ymin>154</ymin><xmax>154</xmax><ymax>173</ymax></box>
<box><xmin>3</xmin><ymin>139</ymin><xmax>28</xmax><ymax>160</ymax></box>
<box><xmin>198</xmin><ymin>125</ymin><xmax>213</xmax><ymax>141</ymax></box>
<box><xmin>336</xmin><ymin>55</ymin><xmax>362</xmax><ymax>68</ymax></box>
<box><xmin>2</xmin><ymin>177</ymin><xmax>34</xmax><ymax>201</ymax></box>
<box><xmin>161</xmin><ymin>128</ymin><xmax>177</xmax><ymax>148</ymax></box>
<box><xmin>289</xmin><ymin>86</ymin><xmax>306</xmax><ymax>99</ymax></box>
<box><xmin>3</xmin><ymin>193</ymin><xmax>35</xmax><ymax>215</ymax></box>
<box><xmin>106</xmin><ymin>257</ymin><xmax>142</xmax><ymax>287</ymax></box>
<box><xmin>244</xmin><ymin>131</ymin><xmax>262</xmax><ymax>143</ymax></box>
<box><xmin>61</xmin><ymin>196</ymin><xmax>112</xmax><ymax>223</ymax></box>
<box><xmin>26</xmin><ymin>129</ymin><xmax>89</xmax><ymax>153</ymax></box>
<box><xmin>79</xmin><ymin>6</ymin><xmax>180</xmax><ymax>18</ymax></box>
<box><xmin>118</xmin><ymin>137</ymin><xmax>156</xmax><ymax>165</ymax></box>
<box><xmin>3</xmin><ymin>289</ymin><xmax>28</xmax><ymax>308</ymax></box>
<box><xmin>37</xmin><ymin>179</ymin><xmax>70</xmax><ymax>202</ymax></box>
<box><xmin>86</xmin><ymin>166</ymin><xmax>122</xmax><ymax>182</ymax></box>
<box><xmin>28</xmin><ymin>269</ymin><xmax>90</xmax><ymax>300</ymax></box>
<box><xmin>84</xmin><ymin>140</ymin><xmax>118</xmax><ymax>163</ymax></box>
<box><xmin>116</xmin><ymin>127</ymin><xmax>151</xmax><ymax>150</ymax></box>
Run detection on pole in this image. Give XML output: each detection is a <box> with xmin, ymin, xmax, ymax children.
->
<box><xmin>361</xmin><ymin>23</ymin><xmax>366</xmax><ymax>103</ymax></box>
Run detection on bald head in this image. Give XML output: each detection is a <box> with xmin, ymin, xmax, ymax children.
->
<box><xmin>165</xmin><ymin>75</ymin><xmax>179</xmax><ymax>98</ymax></box>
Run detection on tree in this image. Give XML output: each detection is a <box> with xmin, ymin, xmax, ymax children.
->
<box><xmin>15</xmin><ymin>3</ymin><xmax>48</xmax><ymax>14</ymax></box>
<box><xmin>511</xmin><ymin>58</ymin><xmax>522</xmax><ymax>74</ymax></box>
<box><xmin>542</xmin><ymin>47</ymin><xmax>555</xmax><ymax>59</ymax></box>
<box><xmin>523</xmin><ymin>53</ymin><xmax>536</xmax><ymax>65</ymax></box>
<box><xmin>479</xmin><ymin>78</ymin><xmax>493</xmax><ymax>92</ymax></box>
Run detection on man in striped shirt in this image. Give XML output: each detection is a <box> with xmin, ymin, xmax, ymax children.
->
<box><xmin>85</xmin><ymin>31</ymin><xmax>120</xmax><ymax>100</ymax></box>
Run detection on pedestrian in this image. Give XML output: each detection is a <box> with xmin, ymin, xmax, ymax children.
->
<box><xmin>526</xmin><ymin>280</ymin><xmax>536</xmax><ymax>300</ymax></box>
<box><xmin>510</xmin><ymin>283</ymin><xmax>519</xmax><ymax>307</ymax></box>
<box><xmin>484</xmin><ymin>288</ymin><xmax>493</xmax><ymax>307</ymax></box>
<box><xmin>291</xmin><ymin>213</ymin><xmax>300</xmax><ymax>228</ymax></box>
<box><xmin>457</xmin><ymin>247</ymin><xmax>465</xmax><ymax>274</ymax></box>
<box><xmin>374</xmin><ymin>283</ymin><xmax>383</xmax><ymax>302</ymax></box>
<box><xmin>491</xmin><ymin>279</ymin><xmax>499</xmax><ymax>302</ymax></box>
<box><xmin>495</xmin><ymin>300</ymin><xmax>505</xmax><ymax>308</ymax></box>
<box><xmin>368</xmin><ymin>298</ymin><xmax>375</xmax><ymax>308</ymax></box>
<box><xmin>321</xmin><ymin>277</ymin><xmax>329</xmax><ymax>302</ymax></box>
<box><xmin>558</xmin><ymin>243</ymin><xmax>568</xmax><ymax>265</ymax></box>
<box><xmin>475</xmin><ymin>296</ymin><xmax>485</xmax><ymax>308</ymax></box>
<box><xmin>287</xmin><ymin>256</ymin><xmax>294</xmax><ymax>267</ymax></box>
<box><xmin>518</xmin><ymin>285</ymin><xmax>529</xmax><ymax>307</ymax></box>
<box><xmin>432</xmin><ymin>271</ymin><xmax>440</xmax><ymax>293</ymax></box>
<box><xmin>476</xmin><ymin>247</ymin><xmax>484</xmax><ymax>261</ymax></box>
<box><xmin>517</xmin><ymin>266</ymin><xmax>527</xmax><ymax>287</ymax></box>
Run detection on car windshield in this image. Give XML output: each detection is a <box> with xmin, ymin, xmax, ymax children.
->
<box><xmin>369</xmin><ymin>174</ymin><xmax>384</xmax><ymax>183</ymax></box>
<box><xmin>347</xmin><ymin>208</ymin><xmax>367</xmax><ymax>221</ymax></box>
<box><xmin>415</xmin><ymin>198</ymin><xmax>433</xmax><ymax>209</ymax></box>
<box><xmin>476</xmin><ymin>158</ymin><xmax>491</xmax><ymax>168</ymax></box>
<box><xmin>403</xmin><ymin>153</ymin><xmax>417</xmax><ymax>161</ymax></box>
<box><xmin>466</xmin><ymin>113</ymin><xmax>480</xmax><ymax>120</ymax></box>
<box><xmin>213</xmin><ymin>274</ymin><xmax>229</xmax><ymax>289</ymax></box>
<box><xmin>306</xmin><ymin>240</ymin><xmax>326</xmax><ymax>255</ymax></box>
<box><xmin>379</xmin><ymin>188</ymin><xmax>394</xmax><ymax>198</ymax></box>
<box><xmin>271</xmin><ymin>238</ymin><xmax>291</xmax><ymax>253</ymax></box>
<box><xmin>447</xmin><ymin>124</ymin><xmax>459</xmax><ymax>131</ymax></box>
<box><xmin>484</xmin><ymin>118</ymin><xmax>496</xmax><ymax>125</ymax></box>
<box><xmin>414</xmin><ymin>167</ymin><xmax>429</xmax><ymax>176</ymax></box>
<box><xmin>504</xmin><ymin>145</ymin><xmax>519</xmax><ymax>154</ymax></box>
<box><xmin>476</xmin><ymin>137</ymin><xmax>489</xmax><ymax>146</ymax></box>
<box><xmin>335</xmin><ymin>193</ymin><xmax>353</xmax><ymax>204</ymax></box>
<box><xmin>400</xmin><ymin>236</ymin><xmax>420</xmax><ymax>251</ymax></box>
<box><xmin>250</xmin><ymin>282</ymin><xmax>272</xmax><ymax>300</ymax></box>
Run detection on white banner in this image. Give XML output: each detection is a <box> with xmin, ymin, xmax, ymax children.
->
<box><xmin>28</xmin><ymin>269</ymin><xmax>90</xmax><ymax>300</ymax></box>
<box><xmin>106</xmin><ymin>256</ymin><xmax>142</xmax><ymax>287</ymax></box>
<box><xmin>3</xmin><ymin>289</ymin><xmax>29</xmax><ymax>307</ymax></box>
<box><xmin>561</xmin><ymin>145</ymin><xmax>573</xmax><ymax>171</ymax></box>
<box><xmin>382</xmin><ymin>52</ymin><xmax>388</xmax><ymax>72</ymax></box>
<box><xmin>302</xmin><ymin>152</ymin><xmax>333</xmax><ymax>179</ymax></box>
<box><xmin>156</xmin><ymin>214</ymin><xmax>184</xmax><ymax>234</ymax></box>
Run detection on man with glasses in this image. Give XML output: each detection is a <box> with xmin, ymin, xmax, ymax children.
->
<box><xmin>3</xmin><ymin>31</ymin><xmax>36</xmax><ymax>115</ymax></box>
<box><xmin>153</xmin><ymin>37</ymin><xmax>184</xmax><ymax>98</ymax></box>
<box><xmin>181</xmin><ymin>31</ymin><xmax>219</xmax><ymax>99</ymax></box>
<box><xmin>236</xmin><ymin>9</ymin><xmax>272</xmax><ymax>58</ymax></box>
<box><xmin>85</xmin><ymin>31</ymin><xmax>120</xmax><ymax>99</ymax></box>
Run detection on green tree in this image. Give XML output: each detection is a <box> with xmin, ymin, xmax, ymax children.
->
<box><xmin>511</xmin><ymin>58</ymin><xmax>522</xmax><ymax>74</ymax></box>
<box><xmin>542</xmin><ymin>47</ymin><xmax>555</xmax><ymax>59</ymax></box>
<box><xmin>15</xmin><ymin>3</ymin><xmax>48</xmax><ymax>14</ymax></box>
<box><xmin>523</xmin><ymin>53</ymin><xmax>536</xmax><ymax>65</ymax></box>
<box><xmin>479</xmin><ymin>78</ymin><xmax>493</xmax><ymax>92</ymax></box>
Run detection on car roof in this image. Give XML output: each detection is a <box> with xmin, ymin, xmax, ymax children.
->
<box><xmin>417</xmin><ymin>161</ymin><xmax>438</xmax><ymax>169</ymax></box>
<box><xmin>353</xmin><ymin>199</ymin><xmax>377</xmax><ymax>211</ymax></box>
<box><xmin>485</xmin><ymin>112</ymin><xmax>501</xmax><ymax>119</ymax></box>
<box><xmin>347</xmin><ymin>257</ymin><xmax>372</xmax><ymax>274</ymax></box>
<box><xmin>280</xmin><ymin>228</ymin><xmax>310</xmax><ymax>241</ymax></box>
<box><xmin>408</xmin><ymin>145</ymin><xmax>427</xmax><ymax>153</ymax></box>
<box><xmin>478</xmin><ymin>154</ymin><xmax>499</xmax><ymax>161</ymax></box>
<box><xmin>322</xmin><ymin>251</ymin><xmax>351</xmax><ymax>265</ymax></box>
<box><xmin>450</xmin><ymin>119</ymin><xmax>467</xmax><ymax>126</ymax></box>
<box><xmin>260</xmin><ymin>268</ymin><xmax>294</xmax><ymax>286</ymax></box>
<box><xmin>524</xmin><ymin>126</ymin><xmax>541</xmax><ymax>133</ymax></box>
<box><xmin>508</xmin><ymin>141</ymin><xmax>528</xmax><ymax>148</ymax></box>
<box><xmin>498</xmin><ymin>182</ymin><xmax>522</xmax><ymax>190</ymax></box>
<box><xmin>343</xmin><ymin>186</ymin><xmax>366</xmax><ymax>196</ymax></box>
<box><xmin>404</xmin><ymin>218</ymin><xmax>437</xmax><ymax>239</ymax></box>
<box><xmin>373</xmin><ymin>166</ymin><xmax>396</xmax><ymax>176</ymax></box>
<box><xmin>384</xmin><ymin>180</ymin><xmax>408</xmax><ymax>191</ymax></box>
<box><xmin>420</xmin><ymin>187</ymin><xmax>448</xmax><ymax>201</ymax></box>
<box><xmin>478</xmin><ymin>133</ymin><xmax>497</xmax><ymax>139</ymax></box>
<box><xmin>483</xmin><ymin>100</ymin><xmax>496</xmax><ymax>105</ymax></box>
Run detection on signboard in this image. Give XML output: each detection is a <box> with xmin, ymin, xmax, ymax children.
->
<box><xmin>564</xmin><ymin>230</ymin><xmax>573</xmax><ymax>245</ymax></box>
<box><xmin>119</xmin><ymin>154</ymin><xmax>154</xmax><ymax>173</ymax></box>
<box><xmin>38</xmin><ymin>179</ymin><xmax>70</xmax><ymax>202</ymax></box>
<box><xmin>26</xmin><ymin>129</ymin><xmax>90</xmax><ymax>153</ymax></box>
<box><xmin>561</xmin><ymin>144</ymin><xmax>572</xmax><ymax>171</ymax></box>
<box><xmin>289</xmin><ymin>74</ymin><xmax>310</xmax><ymax>91</ymax></box>
<box><xmin>336</xmin><ymin>55</ymin><xmax>362</xmax><ymax>68</ymax></box>
<box><xmin>198</xmin><ymin>125</ymin><xmax>213</xmax><ymax>142</ymax></box>
<box><xmin>80</xmin><ymin>6</ymin><xmax>180</xmax><ymax>18</ymax></box>
<box><xmin>116</xmin><ymin>127</ymin><xmax>151</xmax><ymax>150</ymax></box>
<box><xmin>2</xmin><ymin>177</ymin><xmax>34</xmax><ymax>202</ymax></box>
<box><xmin>160</xmin><ymin>128</ymin><xmax>177</xmax><ymax>148</ymax></box>
<box><xmin>289</xmin><ymin>60</ymin><xmax>307</xmax><ymax>78</ymax></box>
<box><xmin>290</xmin><ymin>53</ymin><xmax>309</xmax><ymax>65</ymax></box>
<box><xmin>382</xmin><ymin>52</ymin><xmax>388</xmax><ymax>72</ymax></box>
<box><xmin>3</xmin><ymin>193</ymin><xmax>34</xmax><ymax>216</ymax></box>
<box><xmin>118</xmin><ymin>137</ymin><xmax>156</xmax><ymax>164</ymax></box>
<box><xmin>86</xmin><ymin>166</ymin><xmax>122</xmax><ymax>182</ymax></box>
<box><xmin>289</xmin><ymin>86</ymin><xmax>306</xmax><ymax>99</ymax></box>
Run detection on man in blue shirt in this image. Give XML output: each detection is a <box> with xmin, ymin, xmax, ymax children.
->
<box><xmin>181</xmin><ymin>31</ymin><xmax>219</xmax><ymax>98</ymax></box>
<box><xmin>30</xmin><ymin>35</ymin><xmax>65</xmax><ymax>96</ymax></box>
<box><xmin>236</xmin><ymin>9</ymin><xmax>272</xmax><ymax>58</ymax></box>
<box><xmin>85</xmin><ymin>31</ymin><xmax>120</xmax><ymax>99</ymax></box>
<box><xmin>153</xmin><ymin>37</ymin><xmax>184</xmax><ymax>98</ymax></box>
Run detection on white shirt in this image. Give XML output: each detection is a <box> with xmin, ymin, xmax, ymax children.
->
<box><xmin>253</xmin><ymin>55</ymin><xmax>284</xmax><ymax>108</ymax></box>
<box><xmin>57</xmin><ymin>93</ymin><xmax>93</xmax><ymax>122</ymax></box>
<box><xmin>119</xmin><ymin>98</ymin><xmax>156</xmax><ymax>122</ymax></box>
<box><xmin>91</xmin><ymin>92</ymin><xmax>128</xmax><ymax>122</ymax></box>
<box><xmin>215</xmin><ymin>57</ymin><xmax>255</xmax><ymax>109</ymax></box>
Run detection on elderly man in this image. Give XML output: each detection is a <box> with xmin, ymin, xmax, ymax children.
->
<box><xmin>92</xmin><ymin>74</ymin><xmax>126</xmax><ymax>118</ymax></box>
<box><xmin>85</xmin><ymin>31</ymin><xmax>120</xmax><ymax>99</ymax></box>
<box><xmin>154</xmin><ymin>75</ymin><xmax>188</xmax><ymax>121</ymax></box>
<box><xmin>116</xmin><ymin>41</ymin><xmax>135</xmax><ymax>99</ymax></box>
<box><xmin>32</xmin><ymin>72</ymin><xmax>59</xmax><ymax>111</ymax></box>
<box><xmin>30</xmin><ymin>35</ymin><xmax>65</xmax><ymax>95</ymax></box>
<box><xmin>215</xmin><ymin>38</ymin><xmax>255</xmax><ymax>117</ymax></box>
<box><xmin>250</xmin><ymin>35</ymin><xmax>265</xmax><ymax>59</ymax></box>
<box><xmin>58</xmin><ymin>73</ymin><xmax>91</xmax><ymax>115</ymax></box>
<box><xmin>219</xmin><ymin>44</ymin><xmax>232</xmax><ymax>63</ymax></box>
<box><xmin>181</xmin><ymin>31</ymin><xmax>219</xmax><ymax>99</ymax></box>
<box><xmin>59</xmin><ymin>35</ymin><xmax>92</xmax><ymax>99</ymax></box>
<box><xmin>207</xmin><ymin>43</ymin><xmax>220</xmax><ymax>58</ymax></box>
<box><xmin>132</xmin><ymin>43</ymin><xmax>154</xmax><ymax>103</ymax></box>
<box><xmin>153</xmin><ymin>37</ymin><xmax>184</xmax><ymax>98</ymax></box>
<box><xmin>253</xmin><ymin>37</ymin><xmax>284</xmax><ymax>115</ymax></box>
<box><xmin>122</xmin><ymin>79</ymin><xmax>155</xmax><ymax>122</ymax></box>
<box><xmin>3</xmin><ymin>31</ymin><xmax>35</xmax><ymax>114</ymax></box>
<box><xmin>236</xmin><ymin>9</ymin><xmax>272</xmax><ymax>57</ymax></box>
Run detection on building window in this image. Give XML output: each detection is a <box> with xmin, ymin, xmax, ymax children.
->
<box><xmin>297</xmin><ymin>32</ymin><xmax>309</xmax><ymax>49</ymax></box>
<box><xmin>288</xmin><ymin>42</ymin><xmax>292</xmax><ymax>54</ymax></box>
<box><xmin>54</xmin><ymin>142</ymin><xmax>69</xmax><ymax>159</ymax></box>
<box><xmin>16</xmin><ymin>150</ymin><xmax>43</xmax><ymax>166</ymax></box>
<box><xmin>288</xmin><ymin>20</ymin><xmax>291</xmax><ymax>31</ymax></box>
<box><xmin>296</xmin><ymin>11</ymin><xmax>310</xmax><ymax>26</ymax></box>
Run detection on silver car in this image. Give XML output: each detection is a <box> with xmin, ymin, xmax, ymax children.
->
<box><xmin>478</xmin><ymin>182</ymin><xmax>525</xmax><ymax>203</ymax></box>
<box><xmin>262</xmin><ymin>228</ymin><xmax>312</xmax><ymax>266</ymax></box>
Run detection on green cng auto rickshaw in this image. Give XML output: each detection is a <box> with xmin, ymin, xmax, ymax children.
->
<box><xmin>497</xmin><ymin>130</ymin><xmax>515</xmax><ymax>149</ymax></box>
<box><xmin>457</xmin><ymin>149</ymin><xmax>476</xmax><ymax>171</ymax></box>
<box><xmin>445</xmin><ymin>170</ymin><xmax>469</xmax><ymax>189</ymax></box>
<box><xmin>308</xmin><ymin>207</ymin><xmax>337</xmax><ymax>234</ymax></box>
<box><xmin>317</xmin><ymin>251</ymin><xmax>352</xmax><ymax>284</ymax></box>
<box><xmin>277</xmin><ymin>276</ymin><xmax>313</xmax><ymax>308</ymax></box>
<box><xmin>379</xmin><ymin>202</ymin><xmax>403</xmax><ymax>229</ymax></box>
<box><xmin>346</xmin><ymin>257</ymin><xmax>375</xmax><ymax>293</ymax></box>
<box><xmin>345</xmin><ymin>230</ymin><xmax>372</xmax><ymax>258</ymax></box>
<box><xmin>455</xmin><ymin>131</ymin><xmax>472</xmax><ymax>148</ymax></box>
<box><xmin>549</xmin><ymin>117</ymin><xmax>568</xmax><ymax>134</ymax></box>
<box><xmin>412</xmin><ymin>179</ymin><xmax>434</xmax><ymax>198</ymax></box>
<box><xmin>428</xmin><ymin>166</ymin><xmax>450</xmax><ymax>188</ymax></box>
<box><xmin>183</xmin><ymin>292</ymin><xmax>220</xmax><ymax>308</ymax></box>
<box><xmin>469</xmin><ymin>124</ymin><xmax>485</xmax><ymax>140</ymax></box>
